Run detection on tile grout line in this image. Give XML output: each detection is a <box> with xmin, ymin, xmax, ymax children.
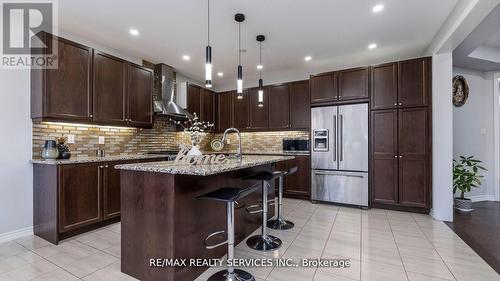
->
<box><xmin>310</xmin><ymin>205</ymin><xmax>339</xmax><ymax>281</ymax></box>
<box><xmin>385</xmin><ymin>210</ymin><xmax>410</xmax><ymax>281</ymax></box>
<box><xmin>413</xmin><ymin>215</ymin><xmax>459</xmax><ymax>281</ymax></box>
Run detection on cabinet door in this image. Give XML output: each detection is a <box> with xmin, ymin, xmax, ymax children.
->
<box><xmin>371</xmin><ymin>63</ymin><xmax>397</xmax><ymax>110</ymax></box>
<box><xmin>284</xmin><ymin>156</ymin><xmax>311</xmax><ymax>199</ymax></box>
<box><xmin>290</xmin><ymin>80</ymin><xmax>310</xmax><ymax>129</ymax></box>
<box><xmin>232</xmin><ymin>91</ymin><xmax>249</xmax><ymax>130</ymax></box>
<box><xmin>248</xmin><ymin>88</ymin><xmax>268</xmax><ymax>129</ymax></box>
<box><xmin>310</xmin><ymin>73</ymin><xmax>337</xmax><ymax>103</ymax></box>
<box><xmin>187</xmin><ymin>83</ymin><xmax>201</xmax><ymax>117</ymax></box>
<box><xmin>200</xmin><ymin>88</ymin><xmax>215</xmax><ymax>126</ymax></box>
<box><xmin>102</xmin><ymin>161</ymin><xmax>135</xmax><ymax>219</ymax></box>
<box><xmin>44</xmin><ymin>37</ymin><xmax>93</xmax><ymax>121</ymax></box>
<box><xmin>217</xmin><ymin>91</ymin><xmax>233</xmax><ymax>132</ymax></box>
<box><xmin>127</xmin><ymin>64</ymin><xmax>153</xmax><ymax>127</ymax></box>
<box><xmin>398</xmin><ymin>108</ymin><xmax>429</xmax><ymax>208</ymax></box>
<box><xmin>59</xmin><ymin>163</ymin><xmax>102</xmax><ymax>232</ymax></box>
<box><xmin>93</xmin><ymin>51</ymin><xmax>126</xmax><ymax>125</ymax></box>
<box><xmin>268</xmin><ymin>84</ymin><xmax>290</xmax><ymax>129</ymax></box>
<box><xmin>398</xmin><ymin>57</ymin><xmax>430</xmax><ymax>108</ymax></box>
<box><xmin>371</xmin><ymin>110</ymin><xmax>398</xmax><ymax>205</ymax></box>
<box><xmin>338</xmin><ymin>67</ymin><xmax>369</xmax><ymax>100</ymax></box>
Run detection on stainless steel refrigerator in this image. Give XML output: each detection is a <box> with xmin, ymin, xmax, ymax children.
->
<box><xmin>311</xmin><ymin>103</ymin><xmax>368</xmax><ymax>206</ymax></box>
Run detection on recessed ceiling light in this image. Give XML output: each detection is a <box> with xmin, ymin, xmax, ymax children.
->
<box><xmin>129</xmin><ymin>29</ymin><xmax>139</xmax><ymax>36</ymax></box>
<box><xmin>217</xmin><ymin>72</ymin><xmax>223</xmax><ymax>77</ymax></box>
<box><xmin>182</xmin><ymin>55</ymin><xmax>190</xmax><ymax>61</ymax></box>
<box><xmin>257</xmin><ymin>64</ymin><xmax>263</xmax><ymax>70</ymax></box>
<box><xmin>368</xmin><ymin>43</ymin><xmax>377</xmax><ymax>49</ymax></box>
<box><xmin>304</xmin><ymin>56</ymin><xmax>312</xmax><ymax>61</ymax></box>
<box><xmin>372</xmin><ymin>4</ymin><xmax>384</xmax><ymax>13</ymax></box>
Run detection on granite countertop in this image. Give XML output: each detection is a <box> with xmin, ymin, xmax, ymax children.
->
<box><xmin>30</xmin><ymin>154</ymin><xmax>172</xmax><ymax>165</ymax></box>
<box><xmin>115</xmin><ymin>155</ymin><xmax>295</xmax><ymax>176</ymax></box>
<box><xmin>206</xmin><ymin>151</ymin><xmax>311</xmax><ymax>156</ymax></box>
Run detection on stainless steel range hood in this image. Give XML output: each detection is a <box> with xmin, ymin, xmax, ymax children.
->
<box><xmin>153</xmin><ymin>63</ymin><xmax>193</xmax><ymax>120</ymax></box>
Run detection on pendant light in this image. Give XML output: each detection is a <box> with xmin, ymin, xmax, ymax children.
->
<box><xmin>235</xmin><ymin>13</ymin><xmax>245</xmax><ymax>98</ymax></box>
<box><xmin>205</xmin><ymin>0</ymin><xmax>212</xmax><ymax>88</ymax></box>
<box><xmin>256</xmin><ymin>35</ymin><xmax>265</xmax><ymax>107</ymax></box>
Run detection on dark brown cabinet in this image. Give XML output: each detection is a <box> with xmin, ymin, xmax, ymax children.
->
<box><xmin>268</xmin><ymin>84</ymin><xmax>290</xmax><ymax>129</ymax></box>
<box><xmin>310</xmin><ymin>72</ymin><xmax>337</xmax><ymax>103</ymax></box>
<box><xmin>371</xmin><ymin>105</ymin><xmax>430</xmax><ymax>209</ymax></box>
<box><xmin>398</xmin><ymin>58</ymin><xmax>431</xmax><ymax>108</ymax></box>
<box><xmin>338</xmin><ymin>67</ymin><xmax>369</xmax><ymax>100</ymax></box>
<box><xmin>217</xmin><ymin>91</ymin><xmax>233</xmax><ymax>132</ymax></box>
<box><xmin>187</xmin><ymin>83</ymin><xmax>201</xmax><ymax>117</ymax></box>
<box><xmin>371</xmin><ymin>63</ymin><xmax>398</xmax><ymax>110</ymax></box>
<box><xmin>290</xmin><ymin>80</ymin><xmax>310</xmax><ymax>129</ymax></box>
<box><xmin>127</xmin><ymin>64</ymin><xmax>153</xmax><ymax>127</ymax></box>
<box><xmin>59</xmin><ymin>163</ymin><xmax>102</xmax><ymax>232</ymax></box>
<box><xmin>93</xmin><ymin>51</ymin><xmax>127</xmax><ymax>125</ymax></box>
<box><xmin>248</xmin><ymin>88</ymin><xmax>268</xmax><ymax>129</ymax></box>
<box><xmin>31</xmin><ymin>34</ymin><xmax>93</xmax><ymax>122</ymax></box>
<box><xmin>31</xmin><ymin>33</ymin><xmax>154</xmax><ymax>128</ymax></box>
<box><xmin>233</xmin><ymin>91</ymin><xmax>249</xmax><ymax>130</ymax></box>
<box><xmin>200</xmin><ymin>88</ymin><xmax>215</xmax><ymax>125</ymax></box>
<box><xmin>283</xmin><ymin>156</ymin><xmax>311</xmax><ymax>199</ymax></box>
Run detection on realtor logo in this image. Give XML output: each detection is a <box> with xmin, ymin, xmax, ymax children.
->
<box><xmin>1</xmin><ymin>0</ymin><xmax>58</xmax><ymax>69</ymax></box>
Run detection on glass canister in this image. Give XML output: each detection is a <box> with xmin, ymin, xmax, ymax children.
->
<box><xmin>42</xmin><ymin>140</ymin><xmax>59</xmax><ymax>160</ymax></box>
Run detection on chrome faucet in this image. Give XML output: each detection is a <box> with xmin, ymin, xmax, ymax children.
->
<box><xmin>221</xmin><ymin>128</ymin><xmax>242</xmax><ymax>159</ymax></box>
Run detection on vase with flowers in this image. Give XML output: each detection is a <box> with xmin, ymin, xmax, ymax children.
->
<box><xmin>176</xmin><ymin>112</ymin><xmax>214</xmax><ymax>156</ymax></box>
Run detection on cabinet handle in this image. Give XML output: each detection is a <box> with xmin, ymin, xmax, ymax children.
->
<box><xmin>399</xmin><ymin>155</ymin><xmax>403</xmax><ymax>158</ymax></box>
<box><xmin>90</xmin><ymin>114</ymin><xmax>93</xmax><ymax>118</ymax></box>
<box><xmin>105</xmin><ymin>165</ymin><xmax>109</xmax><ymax>168</ymax></box>
<box><xmin>399</xmin><ymin>102</ymin><xmax>403</xmax><ymax>106</ymax></box>
<box><xmin>99</xmin><ymin>165</ymin><xmax>104</xmax><ymax>168</ymax></box>
<box><xmin>394</xmin><ymin>103</ymin><xmax>397</xmax><ymax>106</ymax></box>
<box><xmin>394</xmin><ymin>155</ymin><xmax>397</xmax><ymax>158</ymax></box>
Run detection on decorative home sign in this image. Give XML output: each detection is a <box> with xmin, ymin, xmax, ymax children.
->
<box><xmin>174</xmin><ymin>146</ymin><xmax>228</xmax><ymax>165</ymax></box>
<box><xmin>452</xmin><ymin>75</ymin><xmax>469</xmax><ymax>107</ymax></box>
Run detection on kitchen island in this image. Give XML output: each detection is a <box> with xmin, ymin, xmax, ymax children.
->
<box><xmin>115</xmin><ymin>155</ymin><xmax>293</xmax><ymax>281</ymax></box>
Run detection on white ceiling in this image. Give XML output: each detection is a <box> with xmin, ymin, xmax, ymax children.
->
<box><xmin>58</xmin><ymin>0</ymin><xmax>458</xmax><ymax>91</ymax></box>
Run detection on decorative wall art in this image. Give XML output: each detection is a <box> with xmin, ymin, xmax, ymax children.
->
<box><xmin>452</xmin><ymin>75</ymin><xmax>469</xmax><ymax>107</ymax></box>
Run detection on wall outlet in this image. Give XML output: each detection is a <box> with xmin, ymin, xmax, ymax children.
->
<box><xmin>67</xmin><ymin>134</ymin><xmax>75</xmax><ymax>144</ymax></box>
<box><xmin>98</xmin><ymin>136</ymin><xmax>105</xmax><ymax>144</ymax></box>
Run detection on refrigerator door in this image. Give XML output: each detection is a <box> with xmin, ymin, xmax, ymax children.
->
<box><xmin>311</xmin><ymin>170</ymin><xmax>368</xmax><ymax>206</ymax></box>
<box><xmin>338</xmin><ymin>103</ymin><xmax>368</xmax><ymax>172</ymax></box>
<box><xmin>311</xmin><ymin>106</ymin><xmax>337</xmax><ymax>170</ymax></box>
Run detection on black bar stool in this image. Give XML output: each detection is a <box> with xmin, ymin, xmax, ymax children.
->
<box><xmin>244</xmin><ymin>171</ymin><xmax>283</xmax><ymax>251</ymax></box>
<box><xmin>197</xmin><ymin>184</ymin><xmax>259</xmax><ymax>281</ymax></box>
<box><xmin>267</xmin><ymin>166</ymin><xmax>298</xmax><ymax>230</ymax></box>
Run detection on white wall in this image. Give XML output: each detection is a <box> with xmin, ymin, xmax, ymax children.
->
<box><xmin>432</xmin><ymin>53</ymin><xmax>454</xmax><ymax>222</ymax></box>
<box><xmin>0</xmin><ymin>68</ymin><xmax>33</xmax><ymax>240</ymax></box>
<box><xmin>452</xmin><ymin>67</ymin><xmax>497</xmax><ymax>201</ymax></box>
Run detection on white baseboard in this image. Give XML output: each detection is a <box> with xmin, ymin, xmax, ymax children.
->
<box><xmin>0</xmin><ymin>226</ymin><xmax>33</xmax><ymax>243</ymax></box>
<box><xmin>467</xmin><ymin>195</ymin><xmax>496</xmax><ymax>202</ymax></box>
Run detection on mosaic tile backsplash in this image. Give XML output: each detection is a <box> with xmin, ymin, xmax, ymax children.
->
<box><xmin>33</xmin><ymin>118</ymin><xmax>310</xmax><ymax>158</ymax></box>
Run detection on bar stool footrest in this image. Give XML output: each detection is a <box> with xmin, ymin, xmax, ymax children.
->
<box><xmin>245</xmin><ymin>203</ymin><xmax>263</xmax><ymax>214</ymax></box>
<box><xmin>204</xmin><ymin>230</ymin><xmax>228</xmax><ymax>250</ymax></box>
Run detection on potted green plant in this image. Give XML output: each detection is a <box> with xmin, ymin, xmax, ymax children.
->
<box><xmin>453</xmin><ymin>156</ymin><xmax>487</xmax><ymax>212</ymax></box>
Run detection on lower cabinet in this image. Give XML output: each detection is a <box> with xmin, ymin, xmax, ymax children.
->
<box><xmin>34</xmin><ymin>158</ymin><xmax>160</xmax><ymax>244</ymax></box>
<box><xmin>275</xmin><ymin>155</ymin><xmax>311</xmax><ymax>200</ymax></box>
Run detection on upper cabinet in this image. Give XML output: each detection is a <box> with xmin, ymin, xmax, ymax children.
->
<box><xmin>248</xmin><ymin>87</ymin><xmax>268</xmax><ymax>130</ymax></box>
<box><xmin>232</xmin><ymin>91</ymin><xmax>249</xmax><ymax>130</ymax></box>
<box><xmin>31</xmin><ymin>34</ymin><xmax>93</xmax><ymax>122</ymax></box>
<box><xmin>371</xmin><ymin>62</ymin><xmax>398</xmax><ymax>110</ymax></box>
<box><xmin>370</xmin><ymin>57</ymin><xmax>431</xmax><ymax>110</ymax></box>
<box><xmin>187</xmin><ymin>83</ymin><xmax>201</xmax><ymax>117</ymax></box>
<box><xmin>93</xmin><ymin>51</ymin><xmax>127</xmax><ymax>126</ymax></box>
<box><xmin>127</xmin><ymin>64</ymin><xmax>153</xmax><ymax>127</ymax></box>
<box><xmin>200</xmin><ymin>88</ymin><xmax>215</xmax><ymax>125</ymax></box>
<box><xmin>268</xmin><ymin>84</ymin><xmax>290</xmax><ymax>129</ymax></box>
<box><xmin>398</xmin><ymin>57</ymin><xmax>431</xmax><ymax>108</ymax></box>
<box><xmin>31</xmin><ymin>33</ymin><xmax>154</xmax><ymax>128</ymax></box>
<box><xmin>310</xmin><ymin>72</ymin><xmax>337</xmax><ymax>104</ymax></box>
<box><xmin>216</xmin><ymin>91</ymin><xmax>233</xmax><ymax>132</ymax></box>
<box><xmin>289</xmin><ymin>80</ymin><xmax>310</xmax><ymax>129</ymax></box>
<box><xmin>338</xmin><ymin>67</ymin><xmax>369</xmax><ymax>100</ymax></box>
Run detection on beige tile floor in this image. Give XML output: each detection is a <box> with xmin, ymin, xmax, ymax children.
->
<box><xmin>0</xmin><ymin>199</ymin><xmax>498</xmax><ymax>281</ymax></box>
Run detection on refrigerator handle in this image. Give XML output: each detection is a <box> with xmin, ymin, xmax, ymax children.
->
<box><xmin>333</xmin><ymin>115</ymin><xmax>336</xmax><ymax>161</ymax></box>
<box><xmin>339</xmin><ymin>114</ymin><xmax>343</xmax><ymax>162</ymax></box>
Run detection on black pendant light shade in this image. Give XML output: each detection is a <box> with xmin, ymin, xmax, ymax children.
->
<box><xmin>235</xmin><ymin>13</ymin><xmax>245</xmax><ymax>98</ymax></box>
<box><xmin>205</xmin><ymin>0</ymin><xmax>212</xmax><ymax>88</ymax></box>
<box><xmin>257</xmin><ymin>35</ymin><xmax>265</xmax><ymax>107</ymax></box>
